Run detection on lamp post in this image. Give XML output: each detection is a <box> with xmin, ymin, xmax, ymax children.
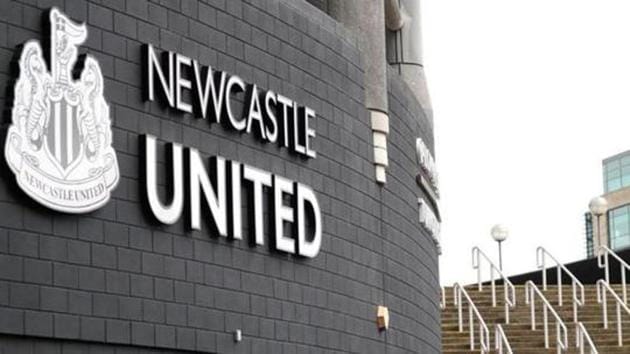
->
<box><xmin>491</xmin><ymin>224</ymin><xmax>509</xmax><ymax>271</ymax></box>
<box><xmin>589</xmin><ymin>196</ymin><xmax>609</xmax><ymax>250</ymax></box>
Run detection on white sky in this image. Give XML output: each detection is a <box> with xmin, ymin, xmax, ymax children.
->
<box><xmin>422</xmin><ymin>1</ymin><xmax>630</xmax><ymax>285</ymax></box>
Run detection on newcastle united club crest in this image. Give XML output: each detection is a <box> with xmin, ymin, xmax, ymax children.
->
<box><xmin>5</xmin><ymin>8</ymin><xmax>119</xmax><ymax>213</ymax></box>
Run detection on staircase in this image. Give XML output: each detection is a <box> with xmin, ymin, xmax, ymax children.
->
<box><xmin>442</xmin><ymin>283</ymin><xmax>630</xmax><ymax>353</ymax></box>
<box><xmin>442</xmin><ymin>246</ymin><xmax>630</xmax><ymax>353</ymax></box>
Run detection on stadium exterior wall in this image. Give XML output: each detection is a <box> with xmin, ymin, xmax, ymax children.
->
<box><xmin>0</xmin><ymin>0</ymin><xmax>440</xmax><ymax>352</ymax></box>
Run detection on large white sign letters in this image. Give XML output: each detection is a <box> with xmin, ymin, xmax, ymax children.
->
<box><xmin>142</xmin><ymin>135</ymin><xmax>323</xmax><ymax>258</ymax></box>
<box><xmin>5</xmin><ymin>8</ymin><xmax>119</xmax><ymax>213</ymax></box>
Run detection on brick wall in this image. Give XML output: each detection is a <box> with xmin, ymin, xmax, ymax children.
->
<box><xmin>0</xmin><ymin>0</ymin><xmax>440</xmax><ymax>353</ymax></box>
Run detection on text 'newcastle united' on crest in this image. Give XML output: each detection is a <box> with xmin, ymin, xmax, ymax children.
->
<box><xmin>5</xmin><ymin>8</ymin><xmax>119</xmax><ymax>213</ymax></box>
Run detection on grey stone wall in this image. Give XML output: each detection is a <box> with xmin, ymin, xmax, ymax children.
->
<box><xmin>0</xmin><ymin>0</ymin><xmax>440</xmax><ymax>353</ymax></box>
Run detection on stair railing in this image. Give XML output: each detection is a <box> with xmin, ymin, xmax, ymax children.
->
<box><xmin>524</xmin><ymin>281</ymin><xmax>568</xmax><ymax>353</ymax></box>
<box><xmin>575</xmin><ymin>322</ymin><xmax>598</xmax><ymax>354</ymax></box>
<box><xmin>472</xmin><ymin>247</ymin><xmax>516</xmax><ymax>323</ymax></box>
<box><xmin>494</xmin><ymin>324</ymin><xmax>513</xmax><ymax>354</ymax></box>
<box><xmin>597</xmin><ymin>245</ymin><xmax>630</xmax><ymax>304</ymax></box>
<box><xmin>453</xmin><ymin>283</ymin><xmax>490</xmax><ymax>353</ymax></box>
<box><xmin>537</xmin><ymin>247</ymin><xmax>585</xmax><ymax>322</ymax></box>
<box><xmin>596</xmin><ymin>279</ymin><xmax>630</xmax><ymax>346</ymax></box>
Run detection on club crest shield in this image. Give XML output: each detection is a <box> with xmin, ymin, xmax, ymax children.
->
<box><xmin>5</xmin><ymin>8</ymin><xmax>119</xmax><ymax>213</ymax></box>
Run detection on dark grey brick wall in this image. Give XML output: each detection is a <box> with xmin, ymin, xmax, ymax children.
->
<box><xmin>383</xmin><ymin>68</ymin><xmax>441</xmax><ymax>353</ymax></box>
<box><xmin>0</xmin><ymin>0</ymin><xmax>439</xmax><ymax>353</ymax></box>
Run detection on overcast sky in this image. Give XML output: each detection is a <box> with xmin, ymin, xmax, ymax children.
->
<box><xmin>422</xmin><ymin>1</ymin><xmax>630</xmax><ymax>285</ymax></box>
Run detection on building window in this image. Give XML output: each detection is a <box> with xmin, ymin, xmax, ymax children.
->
<box><xmin>604</xmin><ymin>154</ymin><xmax>630</xmax><ymax>192</ymax></box>
<box><xmin>608</xmin><ymin>205</ymin><xmax>630</xmax><ymax>250</ymax></box>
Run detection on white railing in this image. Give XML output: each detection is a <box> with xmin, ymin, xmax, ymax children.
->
<box><xmin>453</xmin><ymin>283</ymin><xmax>490</xmax><ymax>353</ymax></box>
<box><xmin>575</xmin><ymin>322</ymin><xmax>598</xmax><ymax>354</ymax></box>
<box><xmin>596</xmin><ymin>279</ymin><xmax>630</xmax><ymax>346</ymax></box>
<box><xmin>525</xmin><ymin>281</ymin><xmax>568</xmax><ymax>353</ymax></box>
<box><xmin>537</xmin><ymin>247</ymin><xmax>585</xmax><ymax>322</ymax></box>
<box><xmin>472</xmin><ymin>247</ymin><xmax>516</xmax><ymax>323</ymax></box>
<box><xmin>598</xmin><ymin>246</ymin><xmax>630</xmax><ymax>304</ymax></box>
<box><xmin>494</xmin><ymin>324</ymin><xmax>513</xmax><ymax>354</ymax></box>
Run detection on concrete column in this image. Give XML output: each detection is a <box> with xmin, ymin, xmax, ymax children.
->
<box><xmin>329</xmin><ymin>0</ymin><xmax>390</xmax><ymax>184</ymax></box>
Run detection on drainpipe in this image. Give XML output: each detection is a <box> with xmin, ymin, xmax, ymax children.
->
<box><xmin>385</xmin><ymin>0</ymin><xmax>433</xmax><ymax>123</ymax></box>
<box><xmin>328</xmin><ymin>0</ymin><xmax>390</xmax><ymax>184</ymax></box>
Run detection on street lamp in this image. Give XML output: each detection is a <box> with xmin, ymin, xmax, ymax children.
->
<box><xmin>589</xmin><ymin>196</ymin><xmax>608</xmax><ymax>250</ymax></box>
<box><xmin>491</xmin><ymin>224</ymin><xmax>509</xmax><ymax>271</ymax></box>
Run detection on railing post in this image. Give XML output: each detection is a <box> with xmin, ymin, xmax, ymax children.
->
<box><xmin>617</xmin><ymin>303</ymin><xmax>622</xmax><ymax>347</ymax></box>
<box><xmin>557</xmin><ymin>266</ymin><xmax>562</xmax><ymax>306</ymax></box>
<box><xmin>458</xmin><ymin>287</ymin><xmax>463</xmax><ymax>331</ymax></box>
<box><xmin>505</xmin><ymin>301</ymin><xmax>510</xmax><ymax>324</ymax></box>
<box><xmin>479</xmin><ymin>323</ymin><xmax>483</xmax><ymax>352</ymax></box>
<box><xmin>602</xmin><ymin>286</ymin><xmax>608</xmax><ymax>329</ymax></box>
<box><xmin>576</xmin><ymin>325</ymin><xmax>580</xmax><ymax>353</ymax></box>
<box><xmin>605</xmin><ymin>253</ymin><xmax>610</xmax><ymax>284</ymax></box>
<box><xmin>571</xmin><ymin>280</ymin><xmax>577</xmax><ymax>323</ymax></box>
<box><xmin>474</xmin><ymin>248</ymin><xmax>482</xmax><ymax>292</ymax></box>
<box><xmin>576</xmin><ymin>321</ymin><xmax>598</xmax><ymax>354</ymax></box>
<box><xmin>622</xmin><ymin>265</ymin><xmax>627</xmax><ymax>304</ymax></box>
<box><xmin>469</xmin><ymin>306</ymin><xmax>474</xmax><ymax>350</ymax></box>
<box><xmin>530</xmin><ymin>286</ymin><xmax>536</xmax><ymax>330</ymax></box>
<box><xmin>497</xmin><ymin>333</ymin><xmax>501</xmax><ymax>354</ymax></box>
<box><xmin>477</xmin><ymin>263</ymin><xmax>482</xmax><ymax>291</ymax></box>
<box><xmin>543</xmin><ymin>305</ymin><xmax>549</xmax><ymax>348</ymax></box>
<box><xmin>542</xmin><ymin>255</ymin><xmax>547</xmax><ymax>290</ymax></box>
<box><xmin>556</xmin><ymin>322</ymin><xmax>561</xmax><ymax>354</ymax></box>
<box><xmin>491</xmin><ymin>267</ymin><xmax>496</xmax><ymax>307</ymax></box>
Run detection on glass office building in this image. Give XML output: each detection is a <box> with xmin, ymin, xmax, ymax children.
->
<box><xmin>588</xmin><ymin>150</ymin><xmax>630</xmax><ymax>256</ymax></box>
<box><xmin>604</xmin><ymin>151</ymin><xmax>630</xmax><ymax>193</ymax></box>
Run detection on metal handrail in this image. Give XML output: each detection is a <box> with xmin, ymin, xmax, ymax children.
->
<box><xmin>494</xmin><ymin>324</ymin><xmax>513</xmax><ymax>354</ymax></box>
<box><xmin>525</xmin><ymin>281</ymin><xmax>568</xmax><ymax>353</ymax></box>
<box><xmin>598</xmin><ymin>245</ymin><xmax>630</xmax><ymax>304</ymax></box>
<box><xmin>575</xmin><ymin>322</ymin><xmax>598</xmax><ymax>354</ymax></box>
<box><xmin>596</xmin><ymin>279</ymin><xmax>630</xmax><ymax>346</ymax></box>
<box><xmin>453</xmin><ymin>283</ymin><xmax>490</xmax><ymax>353</ymax></box>
<box><xmin>472</xmin><ymin>247</ymin><xmax>516</xmax><ymax>323</ymax></box>
<box><xmin>537</xmin><ymin>247</ymin><xmax>586</xmax><ymax>322</ymax></box>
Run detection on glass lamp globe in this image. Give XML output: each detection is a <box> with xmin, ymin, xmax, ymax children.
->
<box><xmin>491</xmin><ymin>224</ymin><xmax>509</xmax><ymax>242</ymax></box>
<box><xmin>589</xmin><ymin>196</ymin><xmax>608</xmax><ymax>216</ymax></box>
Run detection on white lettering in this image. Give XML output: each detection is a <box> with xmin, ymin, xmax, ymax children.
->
<box><xmin>146</xmin><ymin>44</ymin><xmax>174</xmax><ymax>106</ymax></box>
<box><xmin>296</xmin><ymin>183</ymin><xmax>321</xmax><ymax>258</ymax></box>
<box><xmin>225</xmin><ymin>74</ymin><xmax>246</xmax><ymax>131</ymax></box>
<box><xmin>175</xmin><ymin>54</ymin><xmax>192</xmax><ymax>113</ymax></box>
<box><xmin>273</xmin><ymin>175</ymin><xmax>295</xmax><ymax>254</ymax></box>
<box><xmin>243</xmin><ymin>164</ymin><xmax>272</xmax><ymax>246</ymax></box>
<box><xmin>246</xmin><ymin>84</ymin><xmax>267</xmax><ymax>140</ymax></box>
<box><xmin>143</xmin><ymin>135</ymin><xmax>184</xmax><ymax>224</ymax></box>
<box><xmin>188</xmin><ymin>149</ymin><xmax>228</xmax><ymax>236</ymax></box>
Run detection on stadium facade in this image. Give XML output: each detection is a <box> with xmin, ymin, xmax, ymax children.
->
<box><xmin>0</xmin><ymin>0</ymin><xmax>441</xmax><ymax>352</ymax></box>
